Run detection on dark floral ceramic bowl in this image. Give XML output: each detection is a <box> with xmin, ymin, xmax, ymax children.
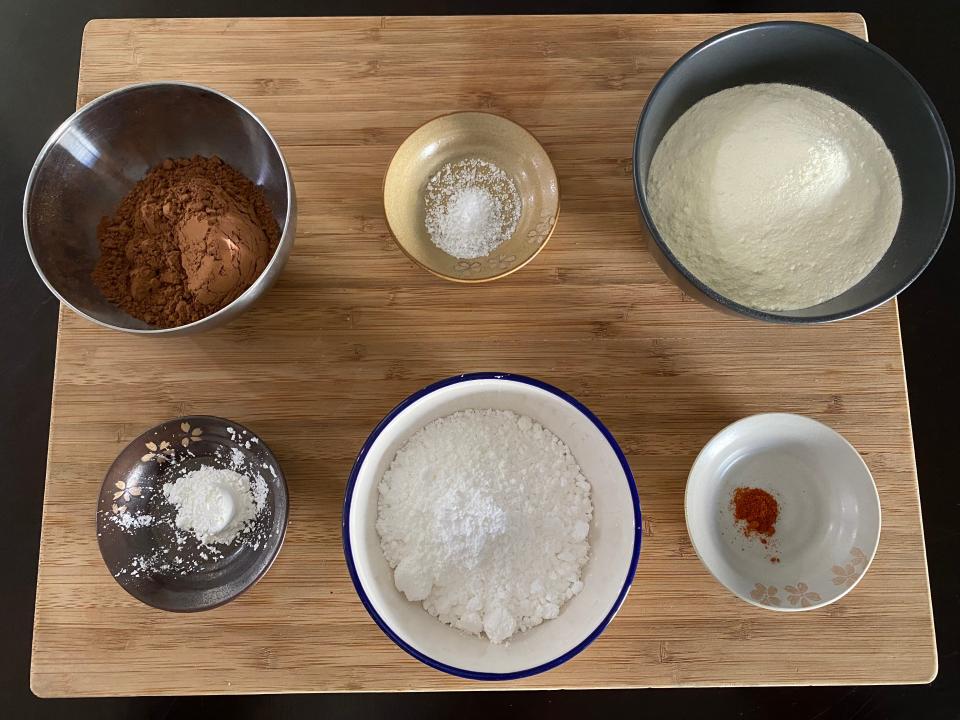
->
<box><xmin>96</xmin><ymin>416</ymin><xmax>289</xmax><ymax>612</ymax></box>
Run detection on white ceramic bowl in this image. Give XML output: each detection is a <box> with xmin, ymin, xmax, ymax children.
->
<box><xmin>685</xmin><ymin>413</ymin><xmax>880</xmax><ymax>611</ymax></box>
<box><xmin>343</xmin><ymin>373</ymin><xmax>641</xmax><ymax>679</ymax></box>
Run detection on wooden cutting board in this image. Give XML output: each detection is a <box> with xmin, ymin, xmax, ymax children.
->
<box><xmin>32</xmin><ymin>13</ymin><xmax>937</xmax><ymax>697</ymax></box>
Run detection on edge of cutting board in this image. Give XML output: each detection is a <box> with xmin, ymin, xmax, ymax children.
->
<box><xmin>31</xmin><ymin>13</ymin><xmax>936</xmax><ymax>696</ymax></box>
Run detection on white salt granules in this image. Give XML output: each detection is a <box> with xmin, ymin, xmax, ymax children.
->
<box><xmin>424</xmin><ymin>158</ymin><xmax>522</xmax><ymax>259</ymax></box>
<box><xmin>377</xmin><ymin>409</ymin><xmax>593</xmax><ymax>644</ymax></box>
<box><xmin>163</xmin><ymin>466</ymin><xmax>265</xmax><ymax>546</ymax></box>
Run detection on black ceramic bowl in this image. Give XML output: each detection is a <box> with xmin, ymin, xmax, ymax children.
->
<box><xmin>633</xmin><ymin>21</ymin><xmax>954</xmax><ymax>323</ymax></box>
<box><xmin>96</xmin><ymin>416</ymin><xmax>288</xmax><ymax>612</ymax></box>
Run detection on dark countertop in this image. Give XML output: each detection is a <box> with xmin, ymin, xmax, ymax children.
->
<box><xmin>1</xmin><ymin>1</ymin><xmax>956</xmax><ymax>718</ymax></box>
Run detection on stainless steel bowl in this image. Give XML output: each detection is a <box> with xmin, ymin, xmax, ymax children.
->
<box><xmin>23</xmin><ymin>82</ymin><xmax>296</xmax><ymax>335</ymax></box>
<box><xmin>633</xmin><ymin>22</ymin><xmax>954</xmax><ymax>323</ymax></box>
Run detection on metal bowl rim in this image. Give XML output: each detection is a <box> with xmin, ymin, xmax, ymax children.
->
<box><xmin>22</xmin><ymin>80</ymin><xmax>295</xmax><ymax>335</ymax></box>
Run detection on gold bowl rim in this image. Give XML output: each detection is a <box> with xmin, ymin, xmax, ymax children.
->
<box><xmin>382</xmin><ymin>111</ymin><xmax>560</xmax><ymax>284</ymax></box>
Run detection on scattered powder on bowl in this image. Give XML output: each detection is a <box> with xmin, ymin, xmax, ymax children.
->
<box><xmin>108</xmin><ymin>510</ymin><xmax>154</xmax><ymax>531</ymax></box>
<box><xmin>377</xmin><ymin>409</ymin><xmax>593</xmax><ymax>644</ymax></box>
<box><xmin>424</xmin><ymin>158</ymin><xmax>522</xmax><ymax>259</ymax></box>
<box><xmin>101</xmin><ymin>425</ymin><xmax>274</xmax><ymax>579</ymax></box>
<box><xmin>646</xmin><ymin>83</ymin><xmax>902</xmax><ymax>311</ymax></box>
<box><xmin>163</xmin><ymin>466</ymin><xmax>267</xmax><ymax>546</ymax></box>
<box><xmin>92</xmin><ymin>155</ymin><xmax>281</xmax><ymax>328</ymax></box>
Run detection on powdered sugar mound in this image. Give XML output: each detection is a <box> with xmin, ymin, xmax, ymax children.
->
<box><xmin>163</xmin><ymin>467</ymin><xmax>260</xmax><ymax>546</ymax></box>
<box><xmin>377</xmin><ymin>409</ymin><xmax>593</xmax><ymax>644</ymax></box>
<box><xmin>424</xmin><ymin>158</ymin><xmax>522</xmax><ymax>259</ymax></box>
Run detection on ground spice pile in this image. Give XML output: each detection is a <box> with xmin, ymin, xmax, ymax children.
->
<box><xmin>92</xmin><ymin>155</ymin><xmax>280</xmax><ymax>328</ymax></box>
<box><xmin>731</xmin><ymin>486</ymin><xmax>779</xmax><ymax>541</ymax></box>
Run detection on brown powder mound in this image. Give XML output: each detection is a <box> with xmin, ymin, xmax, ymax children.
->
<box><xmin>92</xmin><ymin>155</ymin><xmax>280</xmax><ymax>328</ymax></box>
<box><xmin>731</xmin><ymin>486</ymin><xmax>779</xmax><ymax>538</ymax></box>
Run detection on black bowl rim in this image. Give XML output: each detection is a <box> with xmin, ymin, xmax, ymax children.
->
<box><xmin>22</xmin><ymin>80</ymin><xmax>295</xmax><ymax>335</ymax></box>
<box><xmin>95</xmin><ymin>415</ymin><xmax>290</xmax><ymax>612</ymax></box>
<box><xmin>632</xmin><ymin>20</ymin><xmax>956</xmax><ymax>324</ymax></box>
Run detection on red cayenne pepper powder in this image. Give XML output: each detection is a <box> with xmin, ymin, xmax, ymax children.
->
<box><xmin>732</xmin><ymin>487</ymin><xmax>779</xmax><ymax>541</ymax></box>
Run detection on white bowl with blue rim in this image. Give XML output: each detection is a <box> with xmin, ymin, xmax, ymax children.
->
<box><xmin>343</xmin><ymin>372</ymin><xmax>641</xmax><ymax>679</ymax></box>
<box><xmin>685</xmin><ymin>413</ymin><xmax>881</xmax><ymax>611</ymax></box>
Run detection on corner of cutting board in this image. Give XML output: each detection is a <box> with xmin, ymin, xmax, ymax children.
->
<box><xmin>81</xmin><ymin>17</ymin><xmax>108</xmax><ymax>45</ymax></box>
<box><xmin>849</xmin><ymin>12</ymin><xmax>868</xmax><ymax>40</ymax></box>
<box><xmin>917</xmin><ymin>645</ymin><xmax>939</xmax><ymax>684</ymax></box>
<box><xmin>79</xmin><ymin>18</ymin><xmax>106</xmax><ymax>90</ymax></box>
<box><xmin>29</xmin><ymin>667</ymin><xmax>56</xmax><ymax>699</ymax></box>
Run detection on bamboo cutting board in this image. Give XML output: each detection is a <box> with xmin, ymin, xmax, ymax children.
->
<box><xmin>32</xmin><ymin>14</ymin><xmax>937</xmax><ymax>696</ymax></box>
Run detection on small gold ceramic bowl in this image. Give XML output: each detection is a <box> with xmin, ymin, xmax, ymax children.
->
<box><xmin>384</xmin><ymin>112</ymin><xmax>559</xmax><ymax>283</ymax></box>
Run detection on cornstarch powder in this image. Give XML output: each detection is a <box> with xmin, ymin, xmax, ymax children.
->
<box><xmin>377</xmin><ymin>409</ymin><xmax>593</xmax><ymax>644</ymax></box>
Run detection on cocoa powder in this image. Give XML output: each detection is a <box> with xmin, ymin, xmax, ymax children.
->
<box><xmin>92</xmin><ymin>155</ymin><xmax>280</xmax><ymax>328</ymax></box>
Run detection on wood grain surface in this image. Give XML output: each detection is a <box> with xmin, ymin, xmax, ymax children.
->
<box><xmin>32</xmin><ymin>14</ymin><xmax>937</xmax><ymax>697</ymax></box>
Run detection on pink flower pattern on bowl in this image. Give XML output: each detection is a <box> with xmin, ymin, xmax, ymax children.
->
<box><xmin>749</xmin><ymin>546</ymin><xmax>868</xmax><ymax>610</ymax></box>
<box><xmin>832</xmin><ymin>546</ymin><xmax>868</xmax><ymax>587</ymax></box>
<box><xmin>749</xmin><ymin>583</ymin><xmax>781</xmax><ymax>607</ymax></box>
<box><xmin>785</xmin><ymin>582</ymin><xmax>822</xmax><ymax>608</ymax></box>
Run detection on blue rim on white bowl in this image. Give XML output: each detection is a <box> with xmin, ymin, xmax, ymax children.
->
<box><xmin>342</xmin><ymin>372</ymin><xmax>642</xmax><ymax>680</ymax></box>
